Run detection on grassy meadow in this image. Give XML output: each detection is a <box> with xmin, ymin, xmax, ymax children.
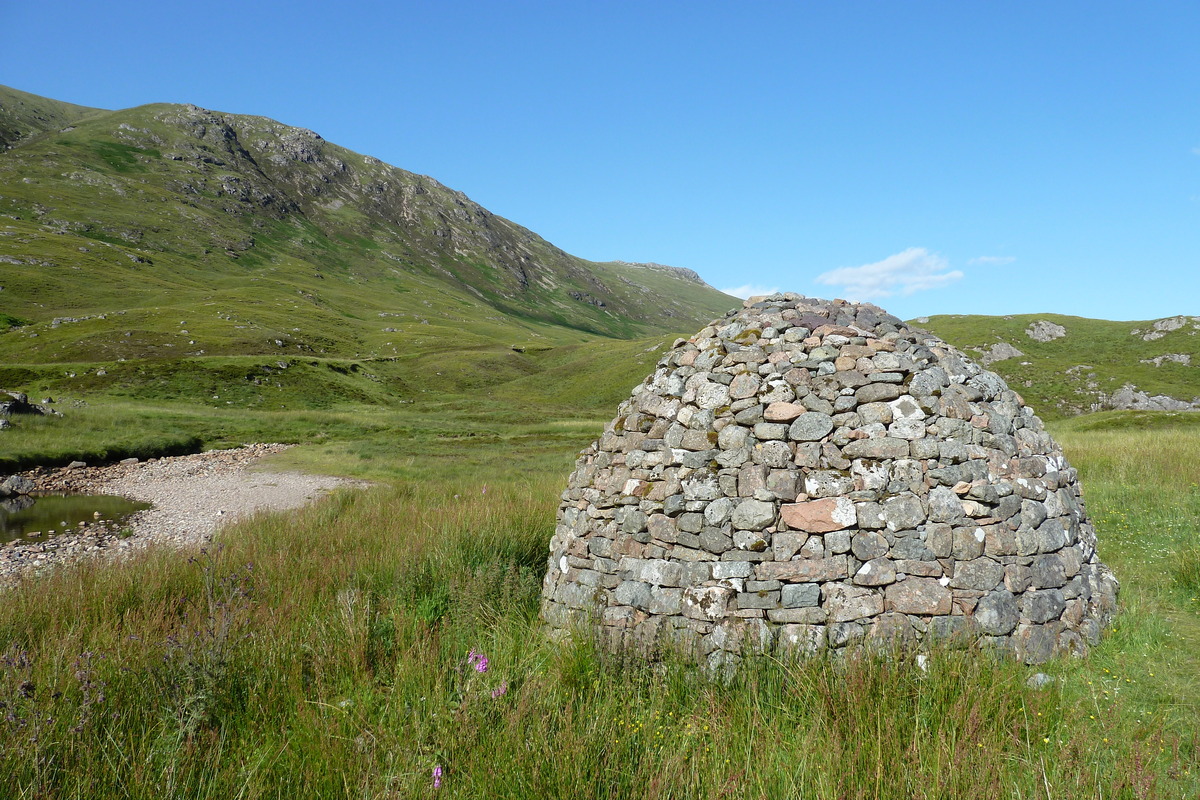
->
<box><xmin>0</xmin><ymin>399</ymin><xmax>1198</xmax><ymax>798</ymax></box>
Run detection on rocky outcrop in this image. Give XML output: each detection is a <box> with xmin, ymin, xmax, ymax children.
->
<box><xmin>1025</xmin><ymin>321</ymin><xmax>1067</xmax><ymax>342</ymax></box>
<box><xmin>541</xmin><ymin>294</ymin><xmax>1119</xmax><ymax>667</ymax></box>
<box><xmin>0</xmin><ymin>391</ymin><xmax>59</xmax><ymax>421</ymax></box>
<box><xmin>1101</xmin><ymin>384</ymin><xmax>1199</xmax><ymax>412</ymax></box>
<box><xmin>1133</xmin><ymin>316</ymin><xmax>1200</xmax><ymax>342</ymax></box>
<box><xmin>1139</xmin><ymin>354</ymin><xmax>1191</xmax><ymax>367</ymax></box>
<box><xmin>979</xmin><ymin>342</ymin><xmax>1024</xmax><ymax>366</ymax></box>
<box><xmin>0</xmin><ymin>474</ymin><xmax>34</xmax><ymax>497</ymax></box>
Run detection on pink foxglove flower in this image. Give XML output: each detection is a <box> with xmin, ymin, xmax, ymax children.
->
<box><xmin>433</xmin><ymin>765</ymin><xmax>442</xmax><ymax>789</ymax></box>
<box><xmin>467</xmin><ymin>649</ymin><xmax>489</xmax><ymax>673</ymax></box>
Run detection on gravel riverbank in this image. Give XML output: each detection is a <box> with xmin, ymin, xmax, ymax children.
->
<box><xmin>2</xmin><ymin>444</ymin><xmax>368</xmax><ymax>584</ymax></box>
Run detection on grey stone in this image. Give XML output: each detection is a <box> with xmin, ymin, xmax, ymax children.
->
<box><xmin>855</xmin><ymin>502</ymin><xmax>885</xmax><ymax>529</ymax></box>
<box><xmin>614</xmin><ymin>581</ymin><xmax>652</xmax><ymax>610</ymax></box>
<box><xmin>718</xmin><ymin>425</ymin><xmax>751</xmax><ymax>450</ymax></box>
<box><xmin>640</xmin><ymin>559</ymin><xmax>685</xmax><ymax>587</ymax></box>
<box><xmin>823</xmin><ymin>584</ymin><xmax>884</xmax><ymax>622</ymax></box>
<box><xmin>788</xmin><ymin>412</ymin><xmax>835</xmax><ymax>441</ymax></box>
<box><xmin>772</xmin><ymin>532</ymin><xmax>808</xmax><ymax>560</ymax></box>
<box><xmin>0</xmin><ymin>475</ymin><xmax>35</xmax><ymax>495</ymax></box>
<box><xmin>737</xmin><ymin>591</ymin><xmax>780</xmax><ymax>610</ymax></box>
<box><xmin>853</xmin><ymin>558</ymin><xmax>897</xmax><ymax>586</ymax></box>
<box><xmin>754</xmin><ymin>440</ymin><xmax>793</xmax><ymax>468</ymax></box>
<box><xmin>827</xmin><ymin>621</ymin><xmax>866</xmax><ymax>648</ymax></box>
<box><xmin>825</xmin><ymin>529</ymin><xmax>852</xmax><ymax>554</ymax></box>
<box><xmin>842</xmin><ymin>437</ymin><xmax>911</xmax><ymax>459</ymax></box>
<box><xmin>767</xmin><ymin>607</ymin><xmax>827</xmax><ymax>624</ymax></box>
<box><xmin>851</xmin><ymin>531</ymin><xmax>889</xmax><ymax>561</ymax></box>
<box><xmin>649</xmin><ymin>588</ymin><xmax>684</xmax><ymax>615</ymax></box>
<box><xmin>855</xmin><ymin>383</ymin><xmax>902</xmax><ymax>404</ymax></box>
<box><xmin>1031</xmin><ymin>554</ymin><xmax>1067</xmax><ymax>589</ymax></box>
<box><xmin>1015</xmin><ymin>624</ymin><xmax>1057</xmax><ymax>664</ymax></box>
<box><xmin>925</xmin><ymin>523</ymin><xmax>952</xmax><ymax>558</ymax></box>
<box><xmin>1021</xmin><ymin>589</ymin><xmax>1066</xmax><ymax>623</ymax></box>
<box><xmin>712</xmin><ymin>560</ymin><xmax>753</xmax><ymax>579</ymax></box>
<box><xmin>734</xmin><ymin>404</ymin><xmax>765</xmax><ymax>425</ymax></box>
<box><xmin>703</xmin><ymin>497</ymin><xmax>734</xmax><ymax>526</ymax></box>
<box><xmin>781</xmin><ymin>583</ymin><xmax>821</xmax><ymax>608</ymax></box>
<box><xmin>804</xmin><ymin>470</ymin><xmax>855</xmax><ymax>497</ymax></box>
<box><xmin>778</xmin><ymin>624</ymin><xmax>826</xmax><ymax>655</ymax></box>
<box><xmin>1026</xmin><ymin>672</ymin><xmax>1056</xmax><ymax>689</ymax></box>
<box><xmin>754</xmin><ymin>422</ymin><xmax>790</xmax><ymax>441</ymax></box>
<box><xmin>1035</xmin><ymin>519</ymin><xmax>1068</xmax><ymax>553</ymax></box>
<box><xmin>699</xmin><ymin>527</ymin><xmax>733</xmax><ymax>554</ymax></box>
<box><xmin>952</xmin><ymin>526</ymin><xmax>986</xmax><ymax>560</ymax></box>
<box><xmin>975</xmin><ymin>589</ymin><xmax>1019</xmax><ymax>635</ymax></box>
<box><xmin>765</xmin><ymin>469</ymin><xmax>798</xmax><ymax>500</ymax></box>
<box><xmin>619</xmin><ymin>509</ymin><xmax>648</xmax><ymax>534</ymax></box>
<box><xmin>881</xmin><ymin>493</ymin><xmax>924</xmax><ymax>530</ymax></box>
<box><xmin>928</xmin><ymin>486</ymin><xmax>964</xmax><ymax>523</ymax></box>
<box><xmin>949</xmin><ymin>558</ymin><xmax>1004</xmax><ymax>591</ymax></box>
<box><xmin>733</xmin><ymin>530</ymin><xmax>769</xmax><ymax>551</ymax></box>
<box><xmin>695</xmin><ymin>382</ymin><xmax>731</xmax><ymax>409</ymax></box>
<box><xmin>731</xmin><ymin>499</ymin><xmax>776</xmax><ymax>531</ymax></box>
<box><xmin>885</xmin><ymin>578</ymin><xmax>951</xmax><ymax>614</ymax></box>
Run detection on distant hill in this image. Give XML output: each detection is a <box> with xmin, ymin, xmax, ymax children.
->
<box><xmin>0</xmin><ymin>85</ymin><xmax>736</xmax><ymax>408</ymax></box>
<box><xmin>0</xmin><ymin>85</ymin><xmax>100</xmax><ymax>151</ymax></box>
<box><xmin>915</xmin><ymin>312</ymin><xmax>1200</xmax><ymax>418</ymax></box>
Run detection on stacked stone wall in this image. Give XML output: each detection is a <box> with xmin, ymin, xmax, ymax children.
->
<box><xmin>541</xmin><ymin>294</ymin><xmax>1118</xmax><ymax>666</ymax></box>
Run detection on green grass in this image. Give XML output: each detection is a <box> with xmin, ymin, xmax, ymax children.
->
<box><xmin>0</xmin><ymin>396</ymin><xmax>610</xmax><ymax>482</ymax></box>
<box><xmin>0</xmin><ymin>413</ymin><xmax>1197</xmax><ymax>797</ymax></box>
<box><xmin>918</xmin><ymin>313</ymin><xmax>1200</xmax><ymax>418</ymax></box>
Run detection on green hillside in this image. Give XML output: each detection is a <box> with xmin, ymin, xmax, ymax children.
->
<box><xmin>0</xmin><ymin>85</ymin><xmax>100</xmax><ymax>151</ymax></box>
<box><xmin>917</xmin><ymin>312</ymin><xmax>1200</xmax><ymax>418</ymax></box>
<box><xmin>0</xmin><ymin>85</ymin><xmax>736</xmax><ymax>408</ymax></box>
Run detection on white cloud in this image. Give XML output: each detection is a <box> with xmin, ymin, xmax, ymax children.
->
<box><xmin>815</xmin><ymin>247</ymin><xmax>962</xmax><ymax>301</ymax></box>
<box><xmin>721</xmin><ymin>283</ymin><xmax>781</xmax><ymax>299</ymax></box>
<box><xmin>968</xmin><ymin>255</ymin><xmax>1016</xmax><ymax>266</ymax></box>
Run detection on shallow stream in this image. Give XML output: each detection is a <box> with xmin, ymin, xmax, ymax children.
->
<box><xmin>0</xmin><ymin>494</ymin><xmax>151</xmax><ymax>543</ymax></box>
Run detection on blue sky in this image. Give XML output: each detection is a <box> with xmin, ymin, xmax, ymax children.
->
<box><xmin>4</xmin><ymin>1</ymin><xmax>1197</xmax><ymax>320</ymax></box>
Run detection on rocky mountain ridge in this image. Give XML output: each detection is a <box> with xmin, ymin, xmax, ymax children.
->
<box><xmin>0</xmin><ymin>85</ymin><xmax>735</xmax><ymax>405</ymax></box>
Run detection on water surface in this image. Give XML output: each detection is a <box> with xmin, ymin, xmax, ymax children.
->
<box><xmin>0</xmin><ymin>493</ymin><xmax>151</xmax><ymax>543</ymax></box>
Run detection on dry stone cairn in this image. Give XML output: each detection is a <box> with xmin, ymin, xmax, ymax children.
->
<box><xmin>541</xmin><ymin>294</ymin><xmax>1118</xmax><ymax>667</ymax></box>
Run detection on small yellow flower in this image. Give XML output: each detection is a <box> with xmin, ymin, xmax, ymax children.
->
<box><xmin>1043</xmin><ymin>737</ymin><xmax>1050</xmax><ymax>744</ymax></box>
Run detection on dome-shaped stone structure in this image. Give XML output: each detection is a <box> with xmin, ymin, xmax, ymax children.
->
<box><xmin>541</xmin><ymin>294</ymin><xmax>1118</xmax><ymax>665</ymax></box>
